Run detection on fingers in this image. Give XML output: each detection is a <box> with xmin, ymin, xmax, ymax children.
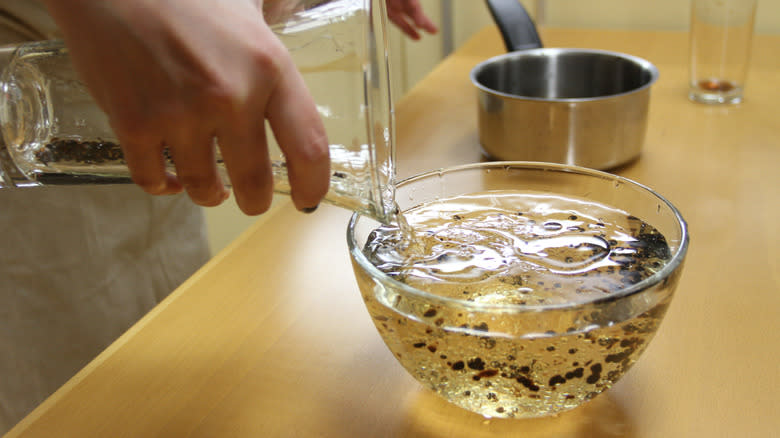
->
<box><xmin>408</xmin><ymin>2</ymin><xmax>438</xmax><ymax>35</ymax></box>
<box><xmin>266</xmin><ymin>64</ymin><xmax>330</xmax><ymax>212</ymax></box>
<box><xmin>388</xmin><ymin>13</ymin><xmax>421</xmax><ymax>40</ymax></box>
<box><xmin>217</xmin><ymin>120</ymin><xmax>275</xmax><ymax>216</ymax></box>
<box><xmin>387</xmin><ymin>0</ymin><xmax>439</xmax><ymax>40</ymax></box>
<box><xmin>211</xmin><ymin>36</ymin><xmax>327</xmax><ymax>216</ymax></box>
<box><xmin>114</xmin><ymin>61</ymin><xmax>325</xmax><ymax>216</ymax></box>
<box><xmin>168</xmin><ymin>129</ymin><xmax>230</xmax><ymax>207</ymax></box>
<box><xmin>115</xmin><ymin>109</ymin><xmax>231</xmax><ymax>206</ymax></box>
<box><xmin>119</xmin><ymin>137</ymin><xmax>183</xmax><ymax>196</ymax></box>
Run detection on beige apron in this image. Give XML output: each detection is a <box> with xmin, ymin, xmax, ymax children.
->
<box><xmin>0</xmin><ymin>2</ymin><xmax>211</xmax><ymax>432</ymax></box>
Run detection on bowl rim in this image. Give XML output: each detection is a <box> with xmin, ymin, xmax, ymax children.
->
<box><xmin>347</xmin><ymin>161</ymin><xmax>689</xmax><ymax>313</ymax></box>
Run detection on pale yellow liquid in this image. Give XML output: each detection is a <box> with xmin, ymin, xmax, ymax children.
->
<box><xmin>357</xmin><ymin>191</ymin><xmax>674</xmax><ymax>418</ymax></box>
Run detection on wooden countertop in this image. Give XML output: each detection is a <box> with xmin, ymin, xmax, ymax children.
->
<box><xmin>7</xmin><ymin>28</ymin><xmax>779</xmax><ymax>438</ymax></box>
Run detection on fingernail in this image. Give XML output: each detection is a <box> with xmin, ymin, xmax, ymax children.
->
<box><xmin>301</xmin><ymin>204</ymin><xmax>319</xmax><ymax>214</ymax></box>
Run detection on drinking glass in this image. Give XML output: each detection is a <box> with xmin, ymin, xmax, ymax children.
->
<box><xmin>688</xmin><ymin>0</ymin><xmax>757</xmax><ymax>104</ymax></box>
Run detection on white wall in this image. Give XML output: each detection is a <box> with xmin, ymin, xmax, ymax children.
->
<box><xmin>541</xmin><ymin>0</ymin><xmax>777</xmax><ymax>34</ymax></box>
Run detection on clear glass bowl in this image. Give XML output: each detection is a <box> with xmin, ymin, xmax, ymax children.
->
<box><xmin>347</xmin><ymin>162</ymin><xmax>689</xmax><ymax>418</ymax></box>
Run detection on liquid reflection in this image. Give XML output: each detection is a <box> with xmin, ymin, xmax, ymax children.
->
<box><xmin>399</xmin><ymin>389</ymin><xmax>634</xmax><ymax>438</ymax></box>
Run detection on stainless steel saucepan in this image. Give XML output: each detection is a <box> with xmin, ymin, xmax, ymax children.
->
<box><xmin>472</xmin><ymin>0</ymin><xmax>659</xmax><ymax>170</ymax></box>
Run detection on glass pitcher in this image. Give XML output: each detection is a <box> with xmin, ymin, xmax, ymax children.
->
<box><xmin>0</xmin><ymin>0</ymin><xmax>396</xmax><ymax>223</ymax></box>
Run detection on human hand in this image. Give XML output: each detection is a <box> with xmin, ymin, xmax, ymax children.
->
<box><xmin>386</xmin><ymin>0</ymin><xmax>438</xmax><ymax>40</ymax></box>
<box><xmin>42</xmin><ymin>0</ymin><xmax>330</xmax><ymax>215</ymax></box>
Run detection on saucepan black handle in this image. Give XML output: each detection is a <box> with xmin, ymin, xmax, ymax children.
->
<box><xmin>484</xmin><ymin>0</ymin><xmax>544</xmax><ymax>52</ymax></box>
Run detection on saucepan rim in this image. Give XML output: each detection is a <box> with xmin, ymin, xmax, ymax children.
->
<box><xmin>470</xmin><ymin>47</ymin><xmax>660</xmax><ymax>103</ymax></box>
